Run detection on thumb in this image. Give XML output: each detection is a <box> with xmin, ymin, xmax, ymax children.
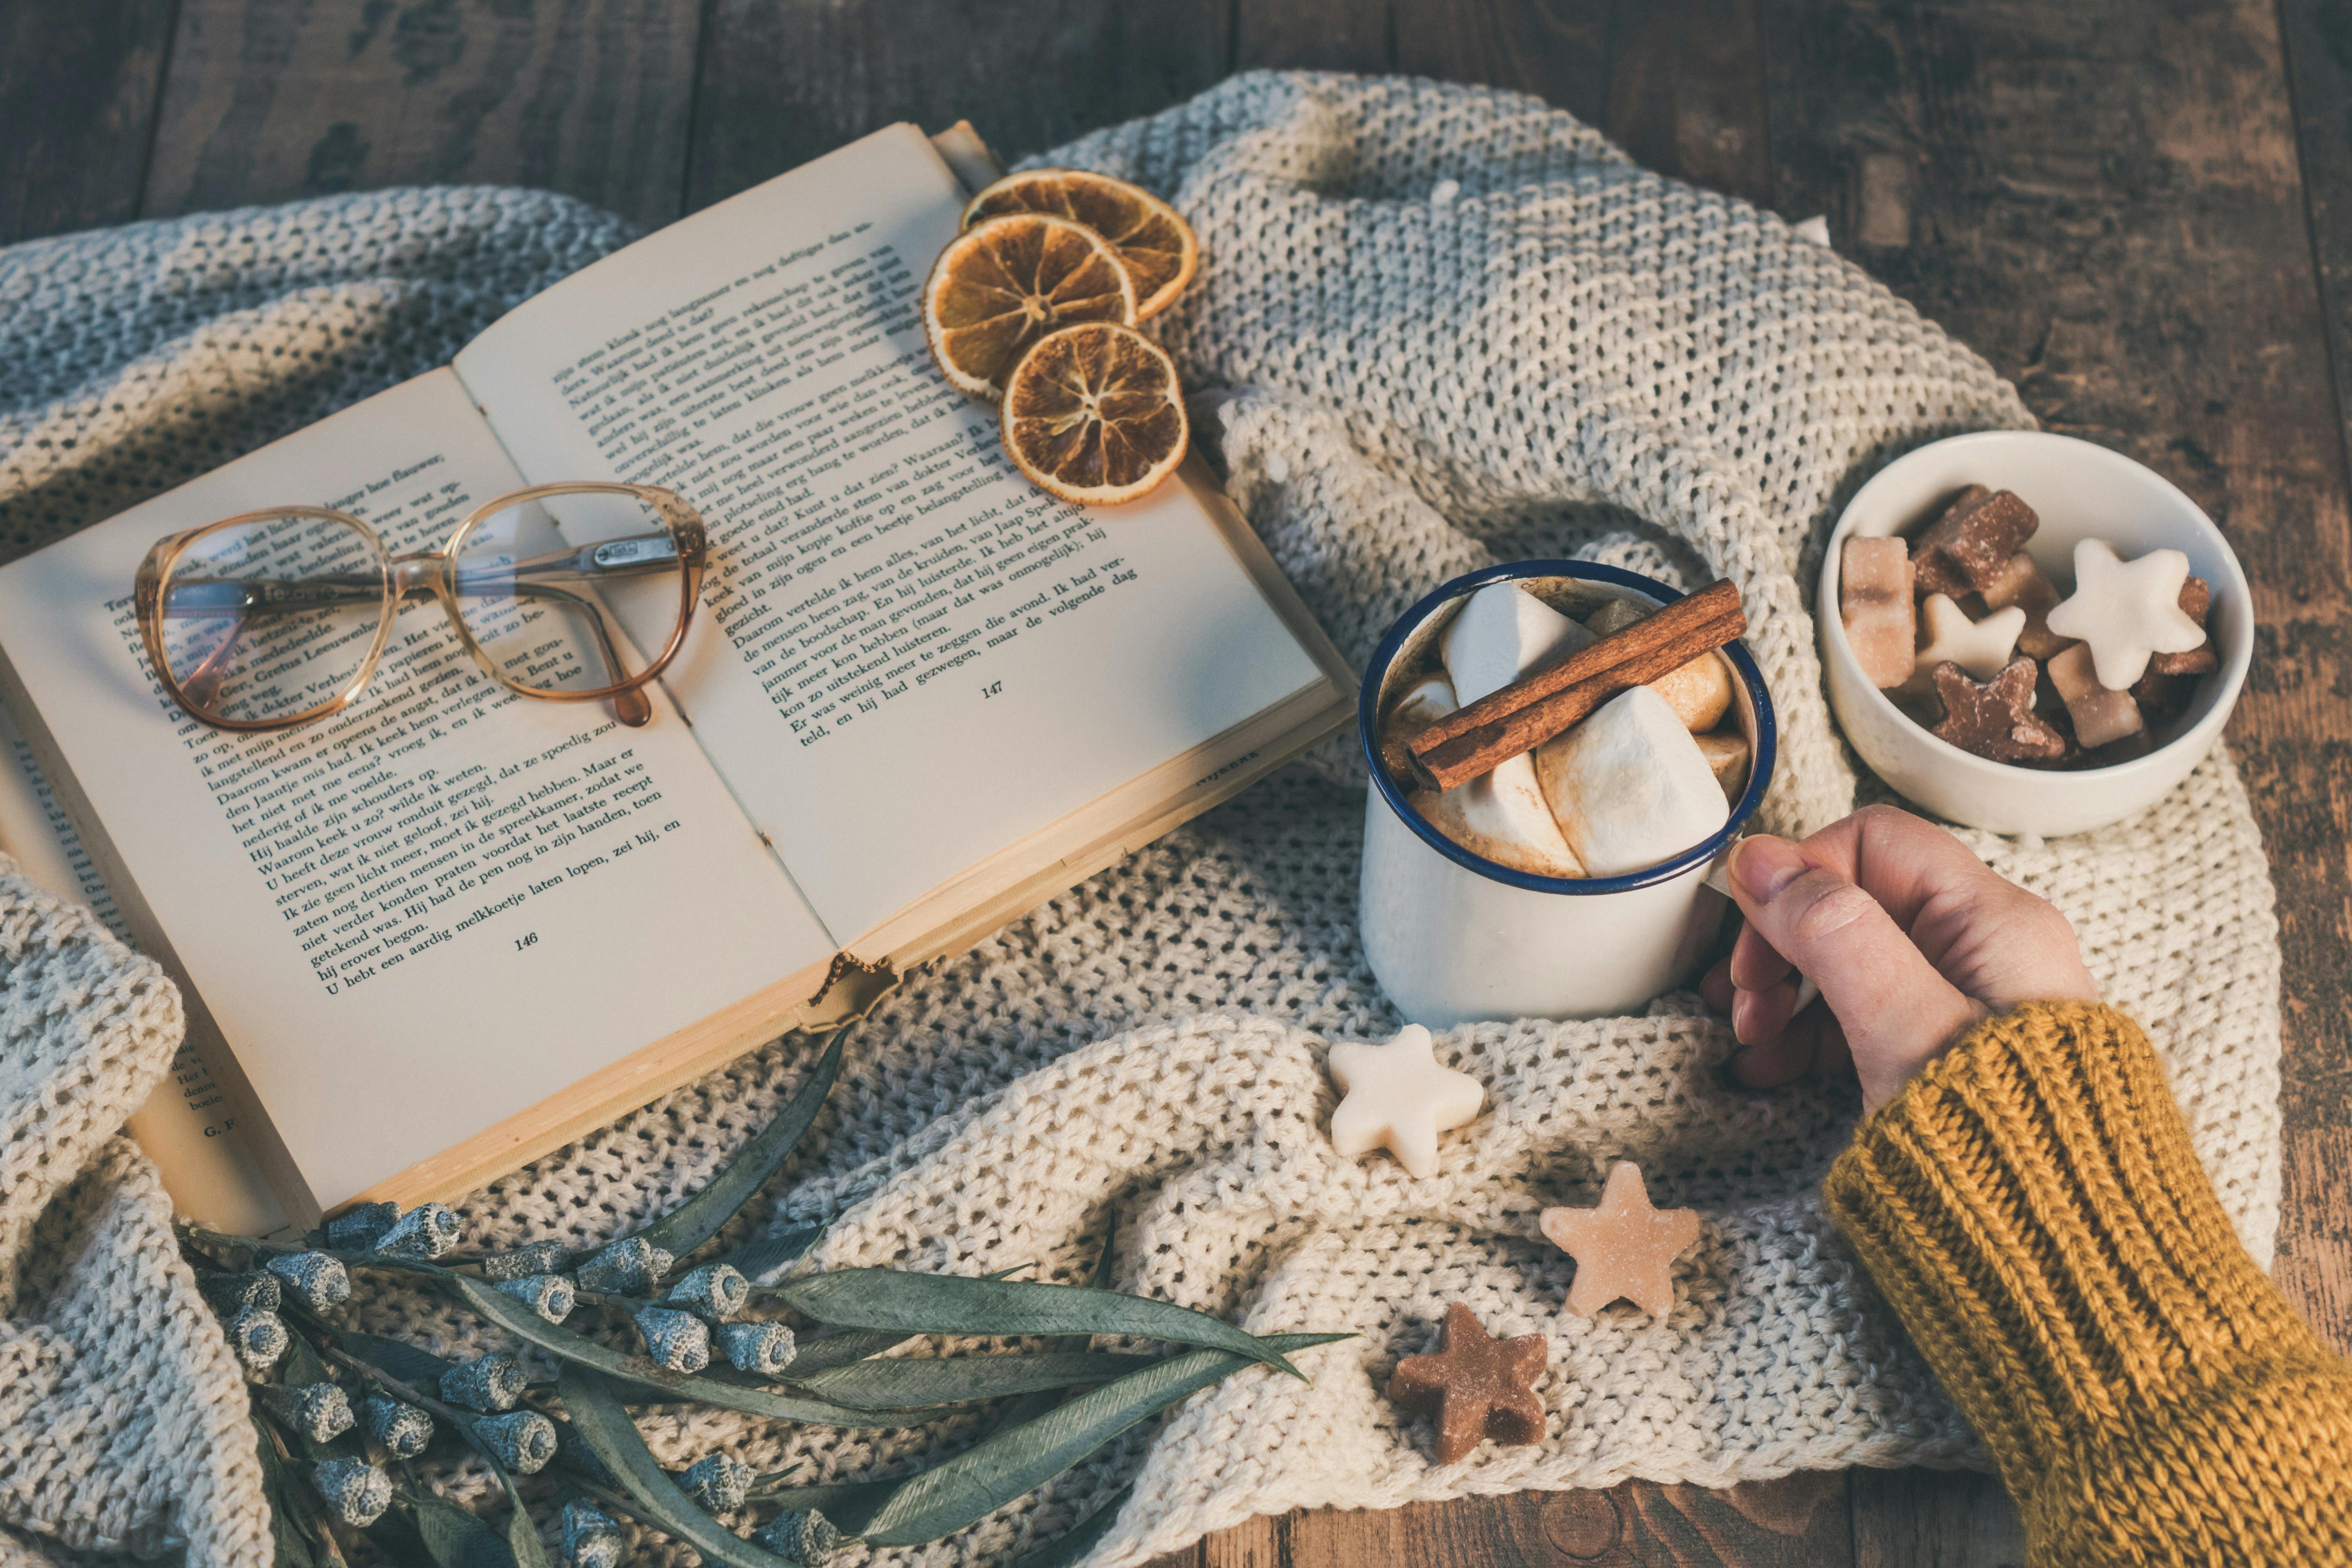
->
<box><xmin>1727</xmin><ymin>835</ymin><xmax>1979</xmax><ymax>1103</ymax></box>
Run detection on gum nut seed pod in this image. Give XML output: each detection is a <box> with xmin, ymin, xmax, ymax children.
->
<box><xmin>493</xmin><ymin>1272</ymin><xmax>578</xmax><ymax>1324</ymax></box>
<box><xmin>360</xmin><ymin>1394</ymin><xmax>434</xmax><ymax>1458</ymax></box>
<box><xmin>197</xmin><ymin>1269</ymin><xmax>281</xmax><ymax>1315</ymax></box>
<box><xmin>258</xmin><ymin>1381</ymin><xmax>356</xmax><ymax>1444</ymax></box>
<box><xmin>753</xmin><ymin>1508</ymin><xmax>842</xmax><ymax>1565</ymax></box>
<box><xmin>681</xmin><ymin>1453</ymin><xmax>755</xmax><ymax>1513</ymax></box>
<box><xmin>717</xmin><ymin>1320</ymin><xmax>797</xmax><ymax>1377</ymax></box>
<box><xmin>326</xmin><ymin>1201</ymin><xmax>401</xmax><ymax>1250</ymax></box>
<box><xmin>227</xmin><ymin>1305</ymin><xmax>289</xmax><ymax>1371</ymax></box>
<box><xmin>576</xmin><ymin>1237</ymin><xmax>673</xmax><ymax>1294</ymax></box>
<box><xmin>263</xmin><ymin>1252</ymin><xmax>350</xmax><ymax>1312</ymax></box>
<box><xmin>372</xmin><ymin>1202</ymin><xmax>462</xmax><ymax>1260</ymax></box>
<box><xmin>471</xmin><ymin>1410</ymin><xmax>559</xmax><ymax>1475</ymax></box>
<box><xmin>560</xmin><ymin>1499</ymin><xmax>625</xmax><ymax>1568</ymax></box>
<box><xmin>440</xmin><ymin>1350</ymin><xmax>526</xmax><ymax>1413</ymax></box>
<box><xmin>633</xmin><ymin>1306</ymin><xmax>711</xmax><ymax>1373</ymax></box>
<box><xmin>481</xmin><ymin>1239</ymin><xmax>573</xmax><ymax>1281</ymax></box>
<box><xmin>312</xmin><ymin>1456</ymin><xmax>393</xmax><ymax>1528</ymax></box>
<box><xmin>664</xmin><ymin>1262</ymin><xmax>749</xmax><ymax>1321</ymax></box>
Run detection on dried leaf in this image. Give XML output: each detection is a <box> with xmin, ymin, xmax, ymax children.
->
<box><xmin>858</xmin><ymin>1332</ymin><xmax>1349</xmax><ymax>1545</ymax></box>
<box><xmin>637</xmin><ymin>1031</ymin><xmax>844</xmax><ymax>1260</ymax></box>
<box><xmin>788</xmin><ymin>1350</ymin><xmax>1156</xmax><ymax>1409</ymax></box>
<box><xmin>747</xmin><ymin>1480</ymin><xmax>901</xmax><ymax>1537</ymax></box>
<box><xmin>707</xmin><ymin>1222</ymin><xmax>826</xmax><ymax>1285</ymax></box>
<box><xmin>250</xmin><ymin>1415</ymin><xmax>321</xmax><ymax>1568</ymax></box>
<box><xmin>327</xmin><ymin>1326</ymin><xmax>458</xmax><ymax>1392</ymax></box>
<box><xmin>1012</xmin><ymin>1484</ymin><xmax>1132</xmax><ymax>1568</ymax></box>
<box><xmin>774</xmin><ymin>1271</ymin><xmax>1309</xmax><ymax>1380</ymax></box>
<box><xmin>771</xmin><ymin>1328</ymin><xmax>916</xmax><ymax>1376</ymax></box>
<box><xmin>414</xmin><ymin>1493</ymin><xmax>519</xmax><ymax>1568</ymax></box>
<box><xmin>556</xmin><ymin>1366</ymin><xmax>803</xmax><ymax>1568</ymax></box>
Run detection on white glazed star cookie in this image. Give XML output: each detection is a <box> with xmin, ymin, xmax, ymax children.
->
<box><xmin>2044</xmin><ymin>539</ymin><xmax>2207</xmax><ymax>689</ymax></box>
<box><xmin>1326</xmin><ymin>1024</ymin><xmax>1486</xmax><ymax>1179</ymax></box>
<box><xmin>1908</xmin><ymin>592</ymin><xmax>2025</xmax><ymax>687</ymax></box>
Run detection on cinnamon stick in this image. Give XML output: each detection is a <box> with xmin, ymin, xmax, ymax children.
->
<box><xmin>1397</xmin><ymin>581</ymin><xmax>1745</xmax><ymax>792</ymax></box>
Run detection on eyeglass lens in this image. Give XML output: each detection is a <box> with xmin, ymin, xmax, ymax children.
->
<box><xmin>158</xmin><ymin>513</ymin><xmax>389</xmax><ymax>725</ymax></box>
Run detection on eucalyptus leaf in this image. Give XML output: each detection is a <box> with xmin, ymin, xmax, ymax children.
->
<box><xmin>745</xmin><ymin>1479</ymin><xmax>902</xmax><ymax>1536</ymax></box>
<box><xmin>774</xmin><ymin>1271</ymin><xmax>1308</xmax><ymax>1381</ymax></box>
<box><xmin>787</xmin><ymin>1350</ymin><xmax>1157</xmax><ymax>1410</ymax></box>
<box><xmin>859</xmin><ymin>1332</ymin><xmax>1349</xmax><ymax>1547</ymax></box>
<box><xmin>707</xmin><ymin>1222</ymin><xmax>826</xmax><ymax>1285</ymax></box>
<box><xmin>414</xmin><ymin>1493</ymin><xmax>518</xmax><ymax>1568</ymax></box>
<box><xmin>995</xmin><ymin>1221</ymin><xmax>1120</xmax><ymax>1431</ymax></box>
<box><xmin>278</xmin><ymin>1332</ymin><xmax>334</xmax><ymax>1390</ymax></box>
<box><xmin>774</xmin><ymin>1327</ymin><xmax>918</xmax><ymax>1376</ymax></box>
<box><xmin>1013</xmin><ymin>1484</ymin><xmax>1132</xmax><ymax>1568</ymax></box>
<box><xmin>327</xmin><ymin>1326</ymin><xmax>458</xmax><ymax>1391</ymax></box>
<box><xmin>636</xmin><ymin>1030</ymin><xmax>844</xmax><ymax>1260</ymax></box>
<box><xmin>556</xmin><ymin>1366</ymin><xmax>802</xmax><ymax>1568</ymax></box>
<box><xmin>504</xmin><ymin>1489</ymin><xmax>554</xmax><ymax>1568</ymax></box>
<box><xmin>250</xmin><ymin>1414</ymin><xmax>321</xmax><ymax>1568</ymax></box>
<box><xmin>431</xmin><ymin>1267</ymin><xmax>918</xmax><ymax>1427</ymax></box>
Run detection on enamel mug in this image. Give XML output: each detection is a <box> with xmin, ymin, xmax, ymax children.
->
<box><xmin>1358</xmin><ymin>561</ymin><xmax>1777</xmax><ymax>1028</ymax></box>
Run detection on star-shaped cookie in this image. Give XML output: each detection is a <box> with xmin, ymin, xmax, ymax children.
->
<box><xmin>1326</xmin><ymin>1024</ymin><xmax>1485</xmax><ymax>1179</ymax></box>
<box><xmin>1386</xmin><ymin>1302</ymin><xmax>1548</xmax><ymax>1464</ymax></box>
<box><xmin>1539</xmin><ymin>1162</ymin><xmax>1702</xmax><ymax>1318</ymax></box>
<box><xmin>1928</xmin><ymin>657</ymin><xmax>2066</xmax><ymax>762</ymax></box>
<box><xmin>2044</xmin><ymin>539</ymin><xmax>2207</xmax><ymax>690</ymax></box>
<box><xmin>1908</xmin><ymin>592</ymin><xmax>2025</xmax><ymax>685</ymax></box>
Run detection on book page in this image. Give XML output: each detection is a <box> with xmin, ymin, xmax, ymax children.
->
<box><xmin>0</xmin><ymin>700</ymin><xmax>288</xmax><ymax>1234</ymax></box>
<box><xmin>455</xmin><ymin>124</ymin><xmax>1327</xmax><ymax>943</ymax></box>
<box><xmin>0</xmin><ymin>370</ymin><xmax>832</xmax><ymax>1211</ymax></box>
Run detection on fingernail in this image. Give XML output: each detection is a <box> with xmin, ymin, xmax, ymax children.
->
<box><xmin>1731</xmin><ymin>835</ymin><xmax>1806</xmax><ymax>903</ymax></box>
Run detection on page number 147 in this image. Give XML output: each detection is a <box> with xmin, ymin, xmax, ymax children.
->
<box><xmin>981</xmin><ymin>681</ymin><xmax>1003</xmax><ymax>699</ymax></box>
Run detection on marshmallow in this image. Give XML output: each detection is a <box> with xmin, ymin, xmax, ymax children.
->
<box><xmin>1977</xmin><ymin>552</ymin><xmax>2071</xmax><ymax>660</ymax></box>
<box><xmin>1694</xmin><ymin>730</ymin><xmax>1751</xmax><ymax>803</ymax></box>
<box><xmin>1441</xmin><ymin>582</ymin><xmax>1594</xmax><ymax>704</ymax></box>
<box><xmin>2043</xmin><ymin>540</ymin><xmax>2207</xmax><ymax>691</ymax></box>
<box><xmin>1839</xmin><ymin>537</ymin><xmax>1916</xmax><ymax>689</ymax></box>
<box><xmin>1407</xmin><ymin>757</ymin><xmax>1585</xmax><ymax>879</ymax></box>
<box><xmin>1584</xmin><ymin>598</ymin><xmax>1734</xmax><ymax>729</ymax></box>
<box><xmin>1533</xmin><ymin>687</ymin><xmax>1729</xmax><ymax>876</ymax></box>
<box><xmin>1394</xmin><ymin>670</ymin><xmax>1583</xmax><ymax>878</ymax></box>
<box><xmin>2047</xmin><ymin>641</ymin><xmax>2145</xmax><ymax>749</ymax></box>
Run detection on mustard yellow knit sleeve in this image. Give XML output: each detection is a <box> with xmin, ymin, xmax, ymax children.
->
<box><xmin>1824</xmin><ymin>1000</ymin><xmax>2352</xmax><ymax>1566</ymax></box>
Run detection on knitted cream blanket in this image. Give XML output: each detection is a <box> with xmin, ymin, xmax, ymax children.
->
<box><xmin>0</xmin><ymin>74</ymin><xmax>2282</xmax><ymax>1568</ymax></box>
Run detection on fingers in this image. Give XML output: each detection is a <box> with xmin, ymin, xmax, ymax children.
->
<box><xmin>1726</xmin><ymin>832</ymin><xmax>1981</xmax><ymax>1113</ymax></box>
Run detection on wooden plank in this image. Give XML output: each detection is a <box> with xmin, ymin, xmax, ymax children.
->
<box><xmin>1392</xmin><ymin>0</ymin><xmax>1613</xmax><ymax>127</ymax></box>
<box><xmin>2276</xmin><ymin>0</ymin><xmax>2352</xmax><ymax>1350</ymax></box>
<box><xmin>1765</xmin><ymin>0</ymin><xmax>2352</xmax><ymax>1347</ymax></box>
<box><xmin>1235</xmin><ymin>0</ymin><xmax>1394</xmax><ymax>75</ymax></box>
<box><xmin>684</xmin><ymin>0</ymin><xmax>1231</xmax><ymax>213</ymax></box>
<box><xmin>140</xmin><ymin>0</ymin><xmax>703</xmax><ymax>230</ymax></box>
<box><xmin>1601</xmin><ymin>0</ymin><xmax>1773</xmax><ymax>205</ymax></box>
<box><xmin>1850</xmin><ymin>1469</ymin><xmax>2024</xmax><ymax>1568</ymax></box>
<box><xmin>0</xmin><ymin>0</ymin><xmax>178</xmax><ymax>243</ymax></box>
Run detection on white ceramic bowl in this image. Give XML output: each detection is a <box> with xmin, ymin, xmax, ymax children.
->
<box><xmin>1819</xmin><ymin>430</ymin><xmax>2252</xmax><ymax>837</ymax></box>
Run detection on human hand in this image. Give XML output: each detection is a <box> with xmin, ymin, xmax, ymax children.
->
<box><xmin>1700</xmin><ymin>804</ymin><xmax>2098</xmax><ymax>1114</ymax></box>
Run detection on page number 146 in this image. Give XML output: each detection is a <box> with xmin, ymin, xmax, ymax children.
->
<box><xmin>514</xmin><ymin>932</ymin><xmax>539</xmax><ymax>951</ymax></box>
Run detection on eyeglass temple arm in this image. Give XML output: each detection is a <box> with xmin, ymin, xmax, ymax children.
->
<box><xmin>487</xmin><ymin>580</ymin><xmax>654</xmax><ymax>728</ymax></box>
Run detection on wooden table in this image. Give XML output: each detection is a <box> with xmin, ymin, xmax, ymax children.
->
<box><xmin>6</xmin><ymin>2</ymin><xmax>2348</xmax><ymax>1562</ymax></box>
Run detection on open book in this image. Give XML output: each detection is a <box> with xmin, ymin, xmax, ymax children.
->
<box><xmin>0</xmin><ymin>124</ymin><xmax>1350</xmax><ymax>1229</ymax></box>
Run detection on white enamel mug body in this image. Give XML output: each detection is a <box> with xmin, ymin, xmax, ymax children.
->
<box><xmin>1359</xmin><ymin>561</ymin><xmax>1778</xmax><ymax>1028</ymax></box>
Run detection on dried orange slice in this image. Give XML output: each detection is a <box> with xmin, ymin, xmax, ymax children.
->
<box><xmin>964</xmin><ymin>168</ymin><xmax>1200</xmax><ymax>319</ymax></box>
<box><xmin>999</xmin><ymin>322</ymin><xmax>1189</xmax><ymax>505</ymax></box>
<box><xmin>923</xmin><ymin>213</ymin><xmax>1136</xmax><ymax>399</ymax></box>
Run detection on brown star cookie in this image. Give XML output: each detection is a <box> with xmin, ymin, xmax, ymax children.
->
<box><xmin>1539</xmin><ymin>1161</ymin><xmax>1702</xmax><ymax>1318</ymax></box>
<box><xmin>1386</xmin><ymin>1302</ymin><xmax>1547</xmax><ymax>1465</ymax></box>
<box><xmin>1929</xmin><ymin>657</ymin><xmax>2066</xmax><ymax>762</ymax></box>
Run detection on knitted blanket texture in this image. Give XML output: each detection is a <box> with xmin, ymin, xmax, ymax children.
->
<box><xmin>0</xmin><ymin>73</ymin><xmax>2284</xmax><ymax>1567</ymax></box>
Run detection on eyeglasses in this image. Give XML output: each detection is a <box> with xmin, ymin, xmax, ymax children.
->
<box><xmin>134</xmin><ymin>481</ymin><xmax>709</xmax><ymax>732</ymax></box>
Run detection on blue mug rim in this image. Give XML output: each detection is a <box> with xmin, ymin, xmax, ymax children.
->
<box><xmin>1358</xmin><ymin>559</ymin><xmax>1778</xmax><ymax>894</ymax></box>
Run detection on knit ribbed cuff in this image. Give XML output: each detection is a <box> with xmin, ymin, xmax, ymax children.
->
<box><xmin>1826</xmin><ymin>1001</ymin><xmax>2352</xmax><ymax>1564</ymax></box>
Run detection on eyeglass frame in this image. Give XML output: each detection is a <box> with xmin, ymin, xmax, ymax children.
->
<box><xmin>133</xmin><ymin>480</ymin><xmax>710</xmax><ymax>733</ymax></box>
